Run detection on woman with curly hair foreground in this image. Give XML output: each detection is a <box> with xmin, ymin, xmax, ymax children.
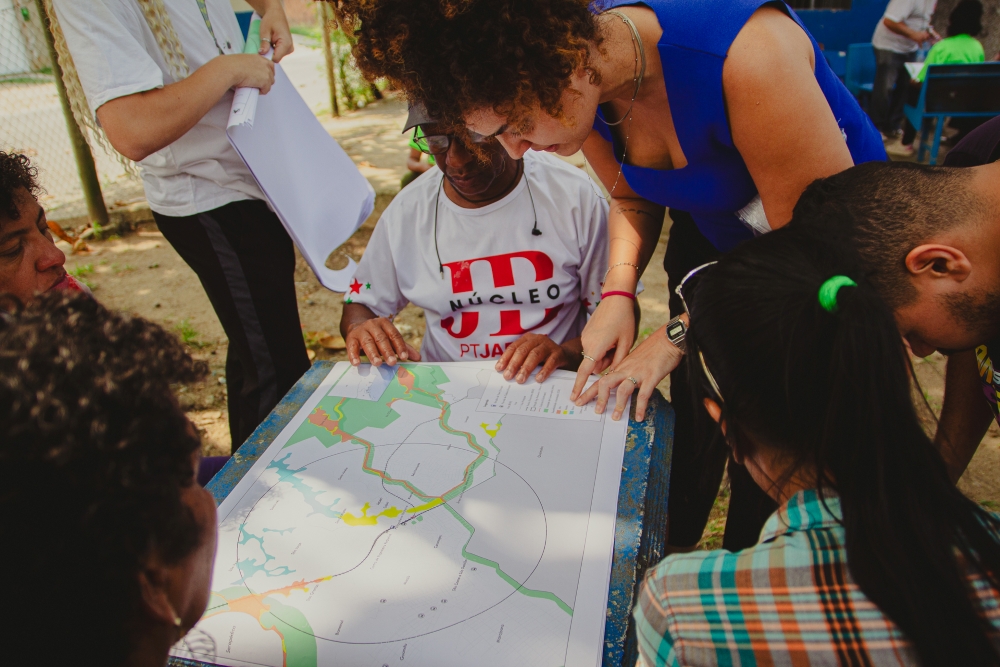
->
<box><xmin>0</xmin><ymin>292</ymin><xmax>217</xmax><ymax>667</ymax></box>
<box><xmin>341</xmin><ymin>0</ymin><xmax>886</xmax><ymax>551</ymax></box>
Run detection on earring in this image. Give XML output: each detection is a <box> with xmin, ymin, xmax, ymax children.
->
<box><xmin>173</xmin><ymin>614</ymin><xmax>185</xmax><ymax>641</ymax></box>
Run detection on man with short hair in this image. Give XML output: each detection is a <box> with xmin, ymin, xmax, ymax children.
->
<box><xmin>0</xmin><ymin>151</ymin><xmax>86</xmax><ymax>302</ymax></box>
<box><xmin>341</xmin><ymin>105</ymin><xmax>616</xmax><ymax>384</ymax></box>
<box><xmin>791</xmin><ymin>115</ymin><xmax>1000</xmax><ymax>479</ymax></box>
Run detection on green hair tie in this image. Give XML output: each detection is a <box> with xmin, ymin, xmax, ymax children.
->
<box><xmin>818</xmin><ymin>275</ymin><xmax>857</xmax><ymax>313</ymax></box>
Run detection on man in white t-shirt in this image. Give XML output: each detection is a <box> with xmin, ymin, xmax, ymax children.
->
<box><xmin>53</xmin><ymin>0</ymin><xmax>310</xmax><ymax>450</ymax></box>
<box><xmin>341</xmin><ymin>105</ymin><xmax>619</xmax><ymax>384</ymax></box>
<box><xmin>870</xmin><ymin>0</ymin><xmax>940</xmax><ymax>136</ymax></box>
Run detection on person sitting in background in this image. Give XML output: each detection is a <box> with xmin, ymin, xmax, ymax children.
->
<box><xmin>891</xmin><ymin>0</ymin><xmax>985</xmax><ymax>156</ymax></box>
<box><xmin>0</xmin><ymin>151</ymin><xmax>87</xmax><ymax>301</ymax></box>
<box><xmin>400</xmin><ymin>127</ymin><xmax>436</xmax><ymax>189</ymax></box>
<box><xmin>634</xmin><ymin>225</ymin><xmax>1000</xmax><ymax>666</ymax></box>
<box><xmin>790</xmin><ymin>126</ymin><xmax>1000</xmax><ymax>484</ymax></box>
<box><xmin>341</xmin><ymin>104</ymin><xmax>618</xmax><ymax>384</ymax></box>
<box><xmin>1</xmin><ymin>291</ymin><xmax>218</xmax><ymax>667</ymax></box>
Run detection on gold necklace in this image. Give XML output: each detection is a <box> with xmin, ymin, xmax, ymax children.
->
<box><xmin>592</xmin><ymin>10</ymin><xmax>646</xmax><ymax>198</ymax></box>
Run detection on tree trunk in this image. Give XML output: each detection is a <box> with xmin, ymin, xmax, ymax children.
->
<box><xmin>34</xmin><ymin>0</ymin><xmax>108</xmax><ymax>228</ymax></box>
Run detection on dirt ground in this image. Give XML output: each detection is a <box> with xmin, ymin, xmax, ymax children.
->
<box><xmin>53</xmin><ymin>59</ymin><xmax>1000</xmax><ymax>549</ymax></box>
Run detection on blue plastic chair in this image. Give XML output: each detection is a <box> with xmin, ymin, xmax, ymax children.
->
<box><xmin>235</xmin><ymin>10</ymin><xmax>253</xmax><ymax>39</ymax></box>
<box><xmin>845</xmin><ymin>43</ymin><xmax>876</xmax><ymax>108</ymax></box>
<box><xmin>824</xmin><ymin>49</ymin><xmax>848</xmax><ymax>81</ymax></box>
<box><xmin>904</xmin><ymin>62</ymin><xmax>1000</xmax><ymax>164</ymax></box>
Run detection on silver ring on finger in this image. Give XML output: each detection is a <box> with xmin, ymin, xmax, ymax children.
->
<box><xmin>627</xmin><ymin>376</ymin><xmax>639</xmax><ymax>386</ymax></box>
<box><xmin>582</xmin><ymin>353</ymin><xmax>596</xmax><ymax>362</ymax></box>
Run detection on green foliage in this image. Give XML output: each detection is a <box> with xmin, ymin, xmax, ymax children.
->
<box><xmin>303</xmin><ymin>329</ymin><xmax>321</xmax><ymax>349</ymax></box>
<box><xmin>69</xmin><ymin>264</ymin><xmax>95</xmax><ymax>289</ymax></box>
<box><xmin>320</xmin><ymin>24</ymin><xmax>383</xmax><ymax>111</ymax></box>
<box><xmin>697</xmin><ymin>479</ymin><xmax>731</xmax><ymax>551</ymax></box>
<box><xmin>176</xmin><ymin>319</ymin><xmax>206</xmax><ymax>349</ymax></box>
<box><xmin>290</xmin><ymin>25</ymin><xmax>321</xmax><ymax>41</ymax></box>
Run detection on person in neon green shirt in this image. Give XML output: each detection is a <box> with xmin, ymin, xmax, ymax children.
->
<box><xmin>894</xmin><ymin>0</ymin><xmax>984</xmax><ymax>153</ymax></box>
<box><xmin>401</xmin><ymin>127</ymin><xmax>437</xmax><ymax>189</ymax></box>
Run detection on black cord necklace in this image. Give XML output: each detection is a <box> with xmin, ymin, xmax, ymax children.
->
<box><xmin>434</xmin><ymin>159</ymin><xmax>539</xmax><ymax>278</ymax></box>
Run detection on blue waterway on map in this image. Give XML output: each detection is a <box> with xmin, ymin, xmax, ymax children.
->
<box><xmin>233</xmin><ymin>524</ymin><xmax>295</xmax><ymax>584</ymax></box>
<box><xmin>269</xmin><ymin>451</ymin><xmax>343</xmax><ymax>519</ymax></box>
<box><xmin>232</xmin><ymin>452</ymin><xmax>346</xmax><ymax>585</ymax></box>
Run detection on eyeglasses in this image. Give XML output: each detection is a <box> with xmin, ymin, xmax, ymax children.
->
<box><xmin>675</xmin><ymin>261</ymin><xmax>724</xmax><ymax>402</ymax></box>
<box><xmin>413</xmin><ymin>130</ymin><xmax>492</xmax><ymax>155</ymax></box>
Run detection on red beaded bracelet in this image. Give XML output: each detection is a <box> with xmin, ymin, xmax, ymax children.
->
<box><xmin>601</xmin><ymin>290</ymin><xmax>636</xmax><ymax>301</ymax></box>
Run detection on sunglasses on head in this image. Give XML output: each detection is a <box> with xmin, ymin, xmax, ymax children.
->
<box><xmin>675</xmin><ymin>261</ymin><xmax>724</xmax><ymax>402</ymax></box>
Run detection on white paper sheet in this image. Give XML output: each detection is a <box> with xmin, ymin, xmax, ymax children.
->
<box><xmin>171</xmin><ymin>361</ymin><xmax>628</xmax><ymax>667</ymax></box>
<box><xmin>478</xmin><ymin>372</ymin><xmax>603</xmax><ymax>421</ymax></box>
<box><xmin>226</xmin><ymin>65</ymin><xmax>374</xmax><ymax>292</ymax></box>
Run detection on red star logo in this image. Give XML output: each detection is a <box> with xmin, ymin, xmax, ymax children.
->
<box><xmin>349</xmin><ymin>279</ymin><xmax>363</xmax><ymax>294</ymax></box>
<box><xmin>581</xmin><ymin>298</ymin><xmax>591</xmax><ymax>308</ymax></box>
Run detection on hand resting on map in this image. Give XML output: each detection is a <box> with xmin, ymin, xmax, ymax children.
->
<box><xmin>495</xmin><ymin>333</ymin><xmax>584</xmax><ymax>384</ymax></box>
<box><xmin>342</xmin><ymin>303</ymin><xmax>583</xmax><ymax>381</ymax></box>
<box><xmin>342</xmin><ymin>304</ymin><xmax>422</xmax><ymax>367</ymax></box>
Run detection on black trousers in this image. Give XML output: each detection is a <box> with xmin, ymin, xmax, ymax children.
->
<box><xmin>154</xmin><ymin>200</ymin><xmax>311</xmax><ymax>452</ymax></box>
<box><xmin>663</xmin><ymin>210</ymin><xmax>778</xmax><ymax>551</ymax></box>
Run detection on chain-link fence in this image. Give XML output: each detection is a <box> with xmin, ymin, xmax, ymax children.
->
<box><xmin>0</xmin><ymin>0</ymin><xmax>141</xmax><ymax>222</ymax></box>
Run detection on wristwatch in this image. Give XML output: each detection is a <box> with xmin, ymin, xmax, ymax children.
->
<box><xmin>665</xmin><ymin>315</ymin><xmax>687</xmax><ymax>354</ymax></box>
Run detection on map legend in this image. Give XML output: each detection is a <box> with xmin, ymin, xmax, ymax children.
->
<box><xmin>477</xmin><ymin>373</ymin><xmax>603</xmax><ymax>421</ymax></box>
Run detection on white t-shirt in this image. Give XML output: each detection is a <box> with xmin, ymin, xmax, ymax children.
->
<box><xmin>350</xmin><ymin>152</ymin><xmax>610</xmax><ymax>363</ymax></box>
<box><xmin>52</xmin><ymin>0</ymin><xmax>265</xmax><ymax>217</ymax></box>
<box><xmin>872</xmin><ymin>0</ymin><xmax>937</xmax><ymax>53</ymax></box>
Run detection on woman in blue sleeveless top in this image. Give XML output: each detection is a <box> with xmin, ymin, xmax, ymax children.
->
<box><xmin>344</xmin><ymin>0</ymin><xmax>886</xmax><ymax>552</ymax></box>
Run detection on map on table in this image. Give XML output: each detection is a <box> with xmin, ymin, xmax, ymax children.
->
<box><xmin>172</xmin><ymin>361</ymin><xmax>628</xmax><ymax>667</ymax></box>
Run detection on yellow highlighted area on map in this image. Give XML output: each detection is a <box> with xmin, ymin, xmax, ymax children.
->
<box><xmin>341</xmin><ymin>502</ymin><xmax>403</xmax><ymax>526</ymax></box>
<box><xmin>342</xmin><ymin>498</ymin><xmax>444</xmax><ymax>526</ymax></box>
<box><xmin>408</xmin><ymin>498</ymin><xmax>443</xmax><ymax>513</ymax></box>
<box><xmin>480</xmin><ymin>423</ymin><xmax>501</xmax><ymax>438</ymax></box>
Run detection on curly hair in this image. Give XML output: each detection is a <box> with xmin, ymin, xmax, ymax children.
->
<box><xmin>0</xmin><ymin>291</ymin><xmax>208</xmax><ymax>666</ymax></box>
<box><xmin>340</xmin><ymin>0</ymin><xmax>603</xmax><ymax>128</ymax></box>
<box><xmin>0</xmin><ymin>151</ymin><xmax>40</xmax><ymax>221</ymax></box>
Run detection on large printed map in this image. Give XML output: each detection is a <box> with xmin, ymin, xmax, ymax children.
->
<box><xmin>172</xmin><ymin>361</ymin><xmax>627</xmax><ymax>667</ymax></box>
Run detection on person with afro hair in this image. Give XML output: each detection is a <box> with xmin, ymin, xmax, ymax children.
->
<box><xmin>0</xmin><ymin>291</ymin><xmax>218</xmax><ymax>667</ymax></box>
<box><xmin>340</xmin><ymin>0</ymin><xmax>886</xmax><ymax>552</ymax></box>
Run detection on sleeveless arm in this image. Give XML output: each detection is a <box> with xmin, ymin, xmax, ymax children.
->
<box><xmin>570</xmin><ymin>130</ymin><xmax>665</xmax><ymax>403</ymax></box>
<box><xmin>724</xmin><ymin>6</ymin><xmax>854</xmax><ymax>228</ymax></box>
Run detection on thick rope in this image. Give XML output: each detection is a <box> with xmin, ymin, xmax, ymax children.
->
<box><xmin>41</xmin><ymin>0</ymin><xmax>191</xmax><ymax>176</ymax></box>
<box><xmin>135</xmin><ymin>0</ymin><xmax>190</xmax><ymax>83</ymax></box>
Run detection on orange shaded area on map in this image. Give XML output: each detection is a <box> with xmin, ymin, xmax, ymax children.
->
<box><xmin>206</xmin><ymin>577</ymin><xmax>331</xmax><ymax>667</ymax></box>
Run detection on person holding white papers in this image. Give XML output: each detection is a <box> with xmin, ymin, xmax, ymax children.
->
<box><xmin>52</xmin><ymin>0</ymin><xmax>310</xmax><ymax>450</ymax></box>
<box><xmin>341</xmin><ymin>104</ymin><xmax>625</xmax><ymax>384</ymax></box>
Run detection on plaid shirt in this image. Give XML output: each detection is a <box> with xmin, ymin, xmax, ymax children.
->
<box><xmin>634</xmin><ymin>489</ymin><xmax>1000</xmax><ymax>666</ymax></box>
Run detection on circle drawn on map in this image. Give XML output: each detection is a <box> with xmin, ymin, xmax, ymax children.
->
<box><xmin>236</xmin><ymin>443</ymin><xmax>549</xmax><ymax>645</ymax></box>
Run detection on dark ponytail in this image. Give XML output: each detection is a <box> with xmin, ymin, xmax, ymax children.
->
<box><xmin>685</xmin><ymin>225</ymin><xmax>1000</xmax><ymax>664</ymax></box>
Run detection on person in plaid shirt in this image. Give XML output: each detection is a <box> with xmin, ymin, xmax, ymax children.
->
<box><xmin>634</xmin><ymin>224</ymin><xmax>1000</xmax><ymax>666</ymax></box>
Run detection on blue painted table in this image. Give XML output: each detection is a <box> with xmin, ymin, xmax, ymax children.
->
<box><xmin>174</xmin><ymin>361</ymin><xmax>673</xmax><ymax>667</ymax></box>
